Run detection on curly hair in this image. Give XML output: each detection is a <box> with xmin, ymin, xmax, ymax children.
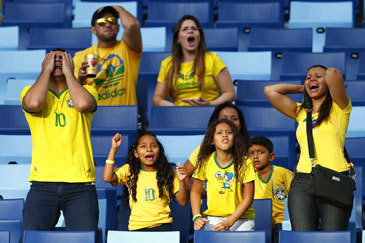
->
<box><xmin>196</xmin><ymin>119</ymin><xmax>248</xmax><ymax>184</ymax></box>
<box><xmin>208</xmin><ymin>102</ymin><xmax>250</xmax><ymax>146</ymax></box>
<box><xmin>299</xmin><ymin>64</ymin><xmax>333</xmax><ymax>127</ymax></box>
<box><xmin>122</xmin><ymin>131</ymin><xmax>176</xmax><ymax>208</ymax></box>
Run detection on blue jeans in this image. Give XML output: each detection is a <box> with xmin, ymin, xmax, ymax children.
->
<box><xmin>22</xmin><ymin>182</ymin><xmax>99</xmax><ymax>232</ymax></box>
<box><xmin>288</xmin><ymin>173</ymin><xmax>352</xmax><ymax>231</ymax></box>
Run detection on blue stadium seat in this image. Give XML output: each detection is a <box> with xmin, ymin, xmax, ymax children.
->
<box><xmin>3</xmin><ymin>79</ymin><xmax>35</xmax><ymax>105</ymax></box>
<box><xmin>288</xmin><ymin>1</ymin><xmax>353</xmax><ymax>52</ymax></box>
<box><xmin>248</xmin><ymin>28</ymin><xmax>312</xmax><ymax>58</ymax></box>
<box><xmin>235</xmin><ymin>80</ymin><xmax>302</xmax><ymax>106</ymax></box>
<box><xmin>0</xmin><ymin>26</ymin><xmax>18</xmax><ymax>50</ymax></box>
<box><xmin>252</xmin><ymin>199</ymin><xmax>272</xmax><ymax>243</ymax></box>
<box><xmin>0</xmin><ymin>230</ymin><xmax>10</xmax><ymax>243</ymax></box>
<box><xmin>0</xmin><ymin>199</ymin><xmax>24</xmax><ymax>243</ymax></box>
<box><xmin>279</xmin><ymin>52</ymin><xmax>346</xmax><ymax>81</ymax></box>
<box><xmin>324</xmin><ymin>28</ymin><xmax>365</xmax><ymax>53</ymax></box>
<box><xmin>28</xmin><ymin>28</ymin><xmax>91</xmax><ymax>55</ymax></box>
<box><xmin>23</xmin><ymin>230</ymin><xmax>95</xmax><ymax>243</ymax></box>
<box><xmin>279</xmin><ymin>230</ymin><xmax>351</xmax><ymax>243</ymax></box>
<box><xmin>91</xmin><ymin>106</ymin><xmax>138</xmax><ymax>167</ymax></box>
<box><xmin>73</xmin><ymin>1</ymin><xmax>139</xmax><ymax>28</ymax></box>
<box><xmin>194</xmin><ymin>230</ymin><xmax>266</xmax><ymax>243</ymax></box>
<box><xmin>345</xmin><ymin>137</ymin><xmax>365</xmax><ymax>198</ymax></box>
<box><xmin>216</xmin><ymin>2</ymin><xmax>284</xmax><ymax>31</ymax></box>
<box><xmin>170</xmin><ymin>200</ymin><xmax>190</xmax><ymax>243</ymax></box>
<box><xmin>355</xmin><ymin>53</ymin><xmax>365</xmax><ymax>80</ymax></box>
<box><xmin>144</xmin><ymin>1</ymin><xmax>214</xmax><ymax>29</ymax></box>
<box><xmin>108</xmin><ymin>230</ymin><xmax>179</xmax><ymax>243</ymax></box>
<box><xmin>0</xmin><ymin>50</ymin><xmax>45</xmax><ymax>104</ymax></box>
<box><xmin>148</xmin><ymin>106</ymin><xmax>214</xmax><ymax>163</ymax></box>
<box><xmin>0</xmin><ymin>105</ymin><xmax>29</xmax><ymax>135</ymax></box>
<box><xmin>344</xmin><ymin>81</ymin><xmax>365</xmax><ymax>106</ymax></box>
<box><xmin>215</xmin><ymin>51</ymin><xmax>272</xmax><ymax>81</ymax></box>
<box><xmin>139</xmin><ymin>52</ymin><xmax>171</xmax><ymax>81</ymax></box>
<box><xmin>347</xmin><ymin>106</ymin><xmax>365</xmax><ymax>138</ymax></box>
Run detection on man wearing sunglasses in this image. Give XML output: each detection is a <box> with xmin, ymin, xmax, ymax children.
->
<box><xmin>73</xmin><ymin>5</ymin><xmax>142</xmax><ymax>106</ymax></box>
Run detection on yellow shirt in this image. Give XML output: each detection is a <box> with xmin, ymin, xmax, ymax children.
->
<box><xmin>189</xmin><ymin>144</ymin><xmax>200</xmax><ymax>167</ymax></box>
<box><xmin>254</xmin><ymin>165</ymin><xmax>294</xmax><ymax>225</ymax></box>
<box><xmin>157</xmin><ymin>52</ymin><xmax>226</xmax><ymax>106</ymax></box>
<box><xmin>296</xmin><ymin>101</ymin><xmax>352</xmax><ymax>173</ymax></box>
<box><xmin>20</xmin><ymin>85</ymin><xmax>98</xmax><ymax>182</ymax></box>
<box><xmin>193</xmin><ymin>152</ymin><xmax>255</xmax><ymax>219</ymax></box>
<box><xmin>73</xmin><ymin>40</ymin><xmax>142</xmax><ymax>106</ymax></box>
<box><xmin>114</xmin><ymin>164</ymin><xmax>180</xmax><ymax>230</ymax></box>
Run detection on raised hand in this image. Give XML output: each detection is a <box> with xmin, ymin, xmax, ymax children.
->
<box><xmin>176</xmin><ymin>162</ymin><xmax>187</xmax><ymax>181</ymax></box>
<box><xmin>111</xmin><ymin>133</ymin><xmax>123</xmax><ymax>150</ymax></box>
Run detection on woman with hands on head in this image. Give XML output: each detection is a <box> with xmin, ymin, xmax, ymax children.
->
<box><xmin>264</xmin><ymin>65</ymin><xmax>352</xmax><ymax>231</ymax></box>
<box><xmin>153</xmin><ymin>15</ymin><xmax>235</xmax><ymax>106</ymax></box>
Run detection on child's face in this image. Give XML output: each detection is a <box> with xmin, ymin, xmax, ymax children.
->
<box><xmin>212</xmin><ymin>123</ymin><xmax>234</xmax><ymax>152</ymax></box>
<box><xmin>134</xmin><ymin>135</ymin><xmax>160</xmax><ymax>170</ymax></box>
<box><xmin>248</xmin><ymin>144</ymin><xmax>274</xmax><ymax>170</ymax></box>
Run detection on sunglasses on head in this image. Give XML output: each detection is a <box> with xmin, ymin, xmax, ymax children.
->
<box><xmin>96</xmin><ymin>17</ymin><xmax>117</xmax><ymax>26</ymax></box>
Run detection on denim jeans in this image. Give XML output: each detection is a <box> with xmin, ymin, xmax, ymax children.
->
<box><xmin>288</xmin><ymin>173</ymin><xmax>352</xmax><ymax>231</ymax></box>
<box><xmin>22</xmin><ymin>182</ymin><xmax>99</xmax><ymax>232</ymax></box>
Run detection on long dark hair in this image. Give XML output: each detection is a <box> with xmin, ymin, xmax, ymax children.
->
<box><xmin>196</xmin><ymin>119</ymin><xmax>248</xmax><ymax>183</ymax></box>
<box><xmin>166</xmin><ymin>15</ymin><xmax>207</xmax><ymax>99</ymax></box>
<box><xmin>299</xmin><ymin>64</ymin><xmax>332</xmax><ymax>126</ymax></box>
<box><xmin>208</xmin><ymin>102</ymin><xmax>250</xmax><ymax>146</ymax></box>
<box><xmin>122</xmin><ymin>131</ymin><xmax>175</xmax><ymax>207</ymax></box>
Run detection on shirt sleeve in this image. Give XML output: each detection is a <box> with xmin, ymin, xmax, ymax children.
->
<box><xmin>113</xmin><ymin>164</ymin><xmax>130</xmax><ymax>186</ymax></box>
<box><xmin>173</xmin><ymin>172</ymin><xmax>180</xmax><ymax>194</ymax></box>
<box><xmin>82</xmin><ymin>85</ymin><xmax>99</xmax><ymax>104</ymax></box>
<box><xmin>212</xmin><ymin>53</ymin><xmax>227</xmax><ymax>78</ymax></box>
<box><xmin>188</xmin><ymin>145</ymin><xmax>201</xmax><ymax>167</ymax></box>
<box><xmin>157</xmin><ymin>57</ymin><xmax>172</xmax><ymax>84</ymax></box>
<box><xmin>243</xmin><ymin>157</ymin><xmax>256</xmax><ymax>183</ymax></box>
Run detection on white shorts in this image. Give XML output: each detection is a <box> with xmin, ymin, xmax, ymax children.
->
<box><xmin>203</xmin><ymin>216</ymin><xmax>255</xmax><ymax>231</ymax></box>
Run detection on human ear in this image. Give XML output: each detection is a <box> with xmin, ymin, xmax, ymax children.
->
<box><xmin>269</xmin><ymin>153</ymin><xmax>275</xmax><ymax>162</ymax></box>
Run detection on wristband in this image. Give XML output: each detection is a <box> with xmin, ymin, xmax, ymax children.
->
<box><xmin>106</xmin><ymin>160</ymin><xmax>115</xmax><ymax>165</ymax></box>
<box><xmin>192</xmin><ymin>214</ymin><xmax>202</xmax><ymax>223</ymax></box>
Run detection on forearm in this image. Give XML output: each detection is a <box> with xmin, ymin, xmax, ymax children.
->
<box><xmin>103</xmin><ymin>148</ymin><xmax>118</xmax><ymax>183</ymax></box>
<box><xmin>210</xmin><ymin>91</ymin><xmax>236</xmax><ymax>106</ymax></box>
<box><xmin>190</xmin><ymin>180</ymin><xmax>204</xmax><ymax>216</ymax></box>
<box><xmin>22</xmin><ymin>70</ymin><xmax>51</xmax><ymax>112</ymax></box>
<box><xmin>152</xmin><ymin>95</ymin><xmax>176</xmax><ymax>106</ymax></box>
<box><xmin>176</xmin><ymin>180</ymin><xmax>188</xmax><ymax>206</ymax></box>
<box><xmin>226</xmin><ymin>194</ymin><xmax>253</xmax><ymax>227</ymax></box>
<box><xmin>64</xmin><ymin>72</ymin><xmax>96</xmax><ymax>112</ymax></box>
<box><xmin>265</xmin><ymin>83</ymin><xmax>304</xmax><ymax>96</ymax></box>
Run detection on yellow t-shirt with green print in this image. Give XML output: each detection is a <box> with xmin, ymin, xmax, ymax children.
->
<box><xmin>157</xmin><ymin>52</ymin><xmax>226</xmax><ymax>106</ymax></box>
<box><xmin>113</xmin><ymin>164</ymin><xmax>180</xmax><ymax>230</ymax></box>
<box><xmin>73</xmin><ymin>40</ymin><xmax>142</xmax><ymax>106</ymax></box>
<box><xmin>20</xmin><ymin>85</ymin><xmax>98</xmax><ymax>182</ymax></box>
<box><xmin>193</xmin><ymin>152</ymin><xmax>256</xmax><ymax>219</ymax></box>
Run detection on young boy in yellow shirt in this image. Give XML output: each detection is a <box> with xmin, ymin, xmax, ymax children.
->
<box><xmin>248</xmin><ymin>136</ymin><xmax>294</xmax><ymax>243</ymax></box>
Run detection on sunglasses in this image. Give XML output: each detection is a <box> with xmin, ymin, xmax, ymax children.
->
<box><xmin>96</xmin><ymin>17</ymin><xmax>117</xmax><ymax>26</ymax></box>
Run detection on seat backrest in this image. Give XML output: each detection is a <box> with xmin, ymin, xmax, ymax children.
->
<box><xmin>215</xmin><ymin>51</ymin><xmax>271</xmax><ymax>81</ymax></box>
<box><xmin>2</xmin><ymin>2</ymin><xmax>66</xmax><ymax>28</ymax></box>
<box><xmin>0</xmin><ymin>220</ymin><xmax>21</xmax><ymax>243</ymax></box>
<box><xmin>0</xmin><ymin>105</ymin><xmax>29</xmax><ymax>135</ymax></box>
<box><xmin>23</xmin><ymin>230</ymin><xmax>95</xmax><ymax>243</ymax></box>
<box><xmin>217</xmin><ymin>2</ymin><xmax>283</xmax><ymax>29</ymax></box>
<box><xmin>0</xmin><ymin>164</ymin><xmax>31</xmax><ymax>190</ymax></box>
<box><xmin>279</xmin><ymin>230</ymin><xmax>351</xmax><ymax>243</ymax></box>
<box><xmin>73</xmin><ymin>1</ymin><xmax>138</xmax><ymax>28</ymax></box>
<box><xmin>0</xmin><ymin>26</ymin><xmax>19</xmax><ymax>50</ymax></box>
<box><xmin>0</xmin><ymin>199</ymin><xmax>24</xmax><ymax>220</ymax></box>
<box><xmin>288</xmin><ymin>1</ymin><xmax>353</xmax><ymax>28</ymax></box>
<box><xmin>252</xmin><ymin>199</ymin><xmax>272</xmax><ymax>243</ymax></box>
<box><xmin>170</xmin><ymin>200</ymin><xmax>190</xmax><ymax>243</ymax></box>
<box><xmin>145</xmin><ymin>2</ymin><xmax>213</xmax><ymax>28</ymax></box>
<box><xmin>248</xmin><ymin>28</ymin><xmax>312</xmax><ymax>53</ymax></box>
<box><xmin>148</xmin><ymin>106</ymin><xmax>214</xmax><ymax>135</ymax></box>
<box><xmin>204</xmin><ymin>28</ymin><xmax>239</xmax><ymax>51</ymax></box>
<box><xmin>324</xmin><ymin>28</ymin><xmax>365</xmax><ymax>53</ymax></box>
<box><xmin>28</xmin><ymin>28</ymin><xmax>91</xmax><ymax>53</ymax></box>
<box><xmin>194</xmin><ymin>230</ymin><xmax>266</xmax><ymax>243</ymax></box>
<box><xmin>344</xmin><ymin>81</ymin><xmax>365</xmax><ymax>106</ymax></box>
<box><xmin>4</xmin><ymin>79</ymin><xmax>35</xmax><ymax>105</ymax></box>
<box><xmin>280</xmin><ymin>52</ymin><xmax>346</xmax><ymax>81</ymax></box>
<box><xmin>139</xmin><ymin>52</ymin><xmax>171</xmax><ymax>80</ymax></box>
<box><xmin>236</xmin><ymin>80</ymin><xmax>302</xmax><ymax>106</ymax></box>
<box><xmin>107</xmin><ymin>230</ymin><xmax>180</xmax><ymax>243</ymax></box>
<box><xmin>141</xmin><ymin>27</ymin><xmax>166</xmax><ymax>52</ymax></box>
<box><xmin>0</xmin><ymin>230</ymin><xmax>10</xmax><ymax>243</ymax></box>
<box><xmin>346</xmin><ymin>106</ymin><xmax>365</xmax><ymax>137</ymax></box>
<box><xmin>91</xmin><ymin>106</ymin><xmax>138</xmax><ymax>166</ymax></box>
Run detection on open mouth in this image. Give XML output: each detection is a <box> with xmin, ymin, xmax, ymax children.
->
<box><xmin>54</xmin><ymin>64</ymin><xmax>62</xmax><ymax>71</ymax></box>
<box><xmin>187</xmin><ymin>36</ymin><xmax>195</xmax><ymax>46</ymax></box>
<box><xmin>309</xmin><ymin>84</ymin><xmax>319</xmax><ymax>91</ymax></box>
<box><xmin>145</xmin><ymin>154</ymin><xmax>154</xmax><ymax>161</ymax></box>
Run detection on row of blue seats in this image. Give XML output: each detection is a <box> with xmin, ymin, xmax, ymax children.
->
<box><xmin>0</xmin><ymin>229</ymin><xmax>363</xmax><ymax>243</ymax></box>
<box><xmin>4</xmin><ymin>25</ymin><xmax>365</xmax><ymax>54</ymax></box>
<box><xmin>1</xmin><ymin>0</ymin><xmax>357</xmax><ymax>29</ymax></box>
